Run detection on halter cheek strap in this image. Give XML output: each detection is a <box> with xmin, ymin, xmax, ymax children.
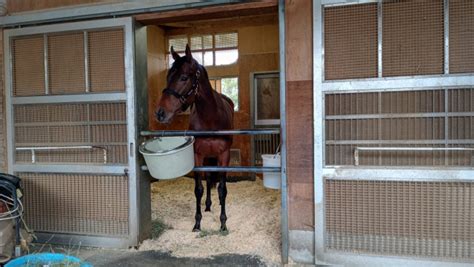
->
<box><xmin>162</xmin><ymin>69</ymin><xmax>201</xmax><ymax>111</ymax></box>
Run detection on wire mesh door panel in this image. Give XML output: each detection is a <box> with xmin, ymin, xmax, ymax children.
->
<box><xmin>12</xmin><ymin>30</ymin><xmax>125</xmax><ymax>97</ymax></box>
<box><xmin>5</xmin><ymin>19</ymin><xmax>135</xmax><ymax>242</ymax></box>
<box><xmin>324</xmin><ymin>89</ymin><xmax>474</xmax><ymax>167</ymax></box>
<box><xmin>325</xmin><ymin>179</ymin><xmax>474</xmax><ymax>260</ymax></box>
<box><xmin>19</xmin><ymin>172</ymin><xmax>129</xmax><ymax>236</ymax></box>
<box><xmin>318</xmin><ymin>1</ymin><xmax>474</xmax><ymax>264</ymax></box>
<box><xmin>14</xmin><ymin>103</ymin><xmax>128</xmax><ymax>165</ymax></box>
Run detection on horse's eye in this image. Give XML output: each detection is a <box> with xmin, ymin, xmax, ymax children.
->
<box><xmin>180</xmin><ymin>75</ymin><xmax>188</xmax><ymax>81</ymax></box>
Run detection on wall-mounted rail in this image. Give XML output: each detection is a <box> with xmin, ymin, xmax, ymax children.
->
<box><xmin>354</xmin><ymin>147</ymin><xmax>474</xmax><ymax>166</ymax></box>
<box><xmin>16</xmin><ymin>146</ymin><xmax>108</xmax><ymax>164</ymax></box>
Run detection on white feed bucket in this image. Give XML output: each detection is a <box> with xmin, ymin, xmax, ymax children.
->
<box><xmin>261</xmin><ymin>154</ymin><xmax>281</xmax><ymax>189</ymax></box>
<box><xmin>139</xmin><ymin>136</ymin><xmax>195</xmax><ymax>179</ymax></box>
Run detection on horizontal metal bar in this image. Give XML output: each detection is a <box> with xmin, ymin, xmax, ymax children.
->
<box><xmin>15</xmin><ymin>121</ymin><xmax>127</xmax><ymax>127</ymax></box>
<box><xmin>325</xmin><ymin>112</ymin><xmax>474</xmax><ymax>120</ymax></box>
<box><xmin>12</xmin><ymin>93</ymin><xmax>127</xmax><ymax>105</ymax></box>
<box><xmin>322</xmin><ymin>0</ymin><xmax>378</xmax><ymax>7</ymax></box>
<box><xmin>354</xmin><ymin>146</ymin><xmax>474</xmax><ymax>165</ymax></box>
<box><xmin>141</xmin><ymin>128</ymin><xmax>280</xmax><ymax>137</ymax></box>
<box><xmin>13</xmin><ymin>164</ymin><xmax>127</xmax><ymax>175</ymax></box>
<box><xmin>322</xmin><ymin>75</ymin><xmax>474</xmax><ymax>92</ymax></box>
<box><xmin>16</xmin><ymin>146</ymin><xmax>108</xmax><ymax>164</ymax></box>
<box><xmin>326</xmin><ymin>139</ymin><xmax>474</xmax><ymax>145</ymax></box>
<box><xmin>16</xmin><ymin>145</ymin><xmax>100</xmax><ymax>151</ymax></box>
<box><xmin>141</xmin><ymin>165</ymin><xmax>281</xmax><ymax>173</ymax></box>
<box><xmin>16</xmin><ymin>142</ymin><xmax>126</xmax><ymax>147</ymax></box>
<box><xmin>356</xmin><ymin>147</ymin><xmax>474</xmax><ymax>151</ymax></box>
<box><xmin>322</xmin><ymin>167</ymin><xmax>474</xmax><ymax>182</ymax></box>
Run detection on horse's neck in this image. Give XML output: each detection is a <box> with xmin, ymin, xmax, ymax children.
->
<box><xmin>189</xmin><ymin>80</ymin><xmax>218</xmax><ymax>130</ymax></box>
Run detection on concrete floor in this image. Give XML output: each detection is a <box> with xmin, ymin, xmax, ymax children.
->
<box><xmin>25</xmin><ymin>244</ymin><xmax>268</xmax><ymax>267</ymax></box>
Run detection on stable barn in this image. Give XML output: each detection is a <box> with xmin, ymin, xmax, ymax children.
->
<box><xmin>0</xmin><ymin>0</ymin><xmax>472</xmax><ymax>266</ymax></box>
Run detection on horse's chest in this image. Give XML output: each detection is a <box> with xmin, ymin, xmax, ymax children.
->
<box><xmin>194</xmin><ymin>138</ymin><xmax>229</xmax><ymax>157</ymax></box>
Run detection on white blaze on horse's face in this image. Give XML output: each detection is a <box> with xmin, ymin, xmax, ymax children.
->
<box><xmin>156</xmin><ymin>45</ymin><xmax>195</xmax><ymax>124</ymax></box>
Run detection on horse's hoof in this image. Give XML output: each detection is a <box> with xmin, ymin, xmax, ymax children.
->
<box><xmin>220</xmin><ymin>225</ymin><xmax>228</xmax><ymax>233</ymax></box>
<box><xmin>192</xmin><ymin>227</ymin><xmax>201</xmax><ymax>232</ymax></box>
<box><xmin>205</xmin><ymin>207</ymin><xmax>211</xmax><ymax>212</ymax></box>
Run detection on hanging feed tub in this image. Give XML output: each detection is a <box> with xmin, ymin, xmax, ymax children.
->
<box><xmin>139</xmin><ymin>136</ymin><xmax>195</xmax><ymax>179</ymax></box>
<box><xmin>261</xmin><ymin>153</ymin><xmax>281</xmax><ymax>189</ymax></box>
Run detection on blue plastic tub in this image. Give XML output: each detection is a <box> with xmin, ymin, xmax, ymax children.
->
<box><xmin>5</xmin><ymin>253</ymin><xmax>92</xmax><ymax>267</ymax></box>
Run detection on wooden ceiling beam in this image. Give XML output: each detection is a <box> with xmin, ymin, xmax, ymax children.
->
<box><xmin>134</xmin><ymin>1</ymin><xmax>278</xmax><ymax>25</ymax></box>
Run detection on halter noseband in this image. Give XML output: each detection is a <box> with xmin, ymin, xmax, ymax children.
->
<box><xmin>162</xmin><ymin>69</ymin><xmax>201</xmax><ymax>111</ymax></box>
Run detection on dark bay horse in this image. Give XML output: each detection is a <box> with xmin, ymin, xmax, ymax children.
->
<box><xmin>155</xmin><ymin>44</ymin><xmax>234</xmax><ymax>232</ymax></box>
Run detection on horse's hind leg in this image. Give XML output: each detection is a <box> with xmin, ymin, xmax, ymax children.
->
<box><xmin>193</xmin><ymin>172</ymin><xmax>204</xmax><ymax>232</ymax></box>
<box><xmin>205</xmin><ymin>173</ymin><xmax>212</xmax><ymax>212</ymax></box>
<box><xmin>218</xmin><ymin>172</ymin><xmax>228</xmax><ymax>232</ymax></box>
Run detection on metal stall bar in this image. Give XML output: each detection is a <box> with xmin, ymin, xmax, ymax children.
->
<box><xmin>278</xmin><ymin>0</ymin><xmax>288</xmax><ymax>263</ymax></box>
<box><xmin>141</xmin><ymin>128</ymin><xmax>280</xmax><ymax>137</ymax></box>
<box><xmin>313</xmin><ymin>0</ymin><xmax>325</xmax><ymax>265</ymax></box>
<box><xmin>354</xmin><ymin>147</ymin><xmax>474</xmax><ymax>166</ymax></box>
<box><xmin>141</xmin><ymin>165</ymin><xmax>280</xmax><ymax>173</ymax></box>
<box><xmin>140</xmin><ymin>128</ymin><xmax>282</xmax><ymax>173</ymax></box>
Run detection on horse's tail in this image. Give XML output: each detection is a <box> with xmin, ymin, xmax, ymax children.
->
<box><xmin>204</xmin><ymin>158</ymin><xmax>219</xmax><ymax>188</ymax></box>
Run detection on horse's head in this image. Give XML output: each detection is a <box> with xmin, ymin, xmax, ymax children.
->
<box><xmin>155</xmin><ymin>44</ymin><xmax>200</xmax><ymax>124</ymax></box>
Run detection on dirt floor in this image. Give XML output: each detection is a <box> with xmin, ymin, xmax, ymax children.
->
<box><xmin>139</xmin><ymin>176</ymin><xmax>281</xmax><ymax>266</ymax></box>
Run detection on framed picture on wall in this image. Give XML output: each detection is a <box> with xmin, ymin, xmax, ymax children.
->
<box><xmin>253</xmin><ymin>72</ymin><xmax>280</xmax><ymax>125</ymax></box>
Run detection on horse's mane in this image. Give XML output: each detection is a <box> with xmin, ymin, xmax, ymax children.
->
<box><xmin>198</xmin><ymin>64</ymin><xmax>235</xmax><ymax>110</ymax></box>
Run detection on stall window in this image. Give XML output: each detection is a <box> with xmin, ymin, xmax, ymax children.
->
<box><xmin>168</xmin><ymin>33</ymin><xmax>238</xmax><ymax>67</ymax></box>
<box><xmin>209</xmin><ymin>77</ymin><xmax>239</xmax><ymax>111</ymax></box>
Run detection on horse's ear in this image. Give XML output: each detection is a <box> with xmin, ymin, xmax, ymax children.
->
<box><xmin>170</xmin><ymin>46</ymin><xmax>180</xmax><ymax>61</ymax></box>
<box><xmin>185</xmin><ymin>44</ymin><xmax>193</xmax><ymax>62</ymax></box>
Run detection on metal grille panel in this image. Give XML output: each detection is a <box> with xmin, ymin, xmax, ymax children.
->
<box><xmin>48</xmin><ymin>33</ymin><xmax>86</xmax><ymax>94</ymax></box>
<box><xmin>325</xmin><ymin>179</ymin><xmax>474</xmax><ymax>260</ymax></box>
<box><xmin>324</xmin><ymin>4</ymin><xmax>378</xmax><ymax>80</ymax></box>
<box><xmin>450</xmin><ymin>0</ymin><xmax>474</xmax><ymax>74</ymax></box>
<box><xmin>214</xmin><ymin>32</ymin><xmax>238</xmax><ymax>48</ymax></box>
<box><xmin>325</xmin><ymin>89</ymin><xmax>474</xmax><ymax>166</ymax></box>
<box><xmin>12</xmin><ymin>36</ymin><xmax>45</xmax><ymax>96</ymax></box>
<box><xmin>14</xmin><ymin>103</ymin><xmax>128</xmax><ymax>164</ymax></box>
<box><xmin>253</xmin><ymin>133</ymin><xmax>280</xmax><ymax>165</ymax></box>
<box><xmin>88</xmin><ymin>29</ymin><xmax>125</xmax><ymax>92</ymax></box>
<box><xmin>168</xmin><ymin>36</ymin><xmax>187</xmax><ymax>52</ymax></box>
<box><xmin>20</xmin><ymin>172</ymin><xmax>129</xmax><ymax>236</ymax></box>
<box><xmin>382</xmin><ymin>0</ymin><xmax>444</xmax><ymax>77</ymax></box>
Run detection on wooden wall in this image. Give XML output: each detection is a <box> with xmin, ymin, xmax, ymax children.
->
<box><xmin>285</xmin><ymin>0</ymin><xmax>314</xmax><ymax>231</ymax></box>
<box><xmin>6</xmin><ymin>0</ymin><xmax>114</xmax><ymax>13</ymax></box>
<box><xmin>147</xmin><ymin>19</ymin><xmax>279</xmax><ymax>168</ymax></box>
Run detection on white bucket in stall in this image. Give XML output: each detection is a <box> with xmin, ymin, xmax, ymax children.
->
<box><xmin>261</xmin><ymin>154</ymin><xmax>281</xmax><ymax>189</ymax></box>
<box><xmin>139</xmin><ymin>136</ymin><xmax>195</xmax><ymax>179</ymax></box>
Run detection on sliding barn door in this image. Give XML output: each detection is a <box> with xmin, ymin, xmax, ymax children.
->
<box><xmin>3</xmin><ymin>17</ymin><xmax>147</xmax><ymax>248</ymax></box>
<box><xmin>314</xmin><ymin>0</ymin><xmax>474</xmax><ymax>266</ymax></box>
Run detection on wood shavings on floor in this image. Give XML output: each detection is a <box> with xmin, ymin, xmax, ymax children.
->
<box><xmin>139</xmin><ymin>177</ymin><xmax>281</xmax><ymax>265</ymax></box>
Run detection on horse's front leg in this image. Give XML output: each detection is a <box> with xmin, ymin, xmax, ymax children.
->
<box><xmin>218</xmin><ymin>150</ymin><xmax>230</xmax><ymax>232</ymax></box>
<box><xmin>193</xmin><ymin>172</ymin><xmax>204</xmax><ymax>232</ymax></box>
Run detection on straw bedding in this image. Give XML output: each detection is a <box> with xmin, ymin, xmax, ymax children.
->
<box><xmin>139</xmin><ymin>177</ymin><xmax>281</xmax><ymax>265</ymax></box>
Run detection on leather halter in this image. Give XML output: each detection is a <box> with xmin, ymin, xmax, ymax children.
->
<box><xmin>162</xmin><ymin>69</ymin><xmax>201</xmax><ymax>112</ymax></box>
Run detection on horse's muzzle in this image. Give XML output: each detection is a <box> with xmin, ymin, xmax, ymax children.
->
<box><xmin>156</xmin><ymin>108</ymin><xmax>166</xmax><ymax>123</ymax></box>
